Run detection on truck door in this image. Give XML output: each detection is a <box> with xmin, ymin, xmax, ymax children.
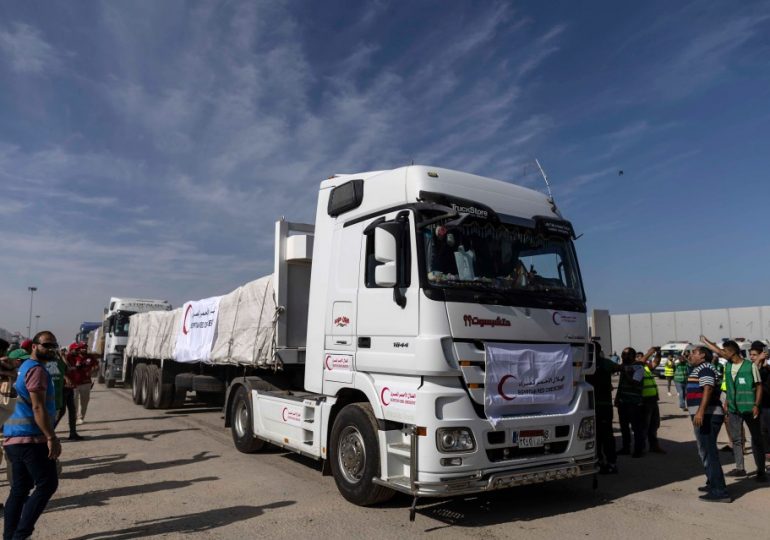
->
<box><xmin>323</xmin><ymin>223</ymin><xmax>362</xmax><ymax>390</ymax></box>
<box><xmin>356</xmin><ymin>210</ymin><xmax>419</xmax><ymax>374</ymax></box>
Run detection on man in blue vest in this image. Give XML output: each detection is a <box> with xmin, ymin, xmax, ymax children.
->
<box><xmin>3</xmin><ymin>331</ymin><xmax>61</xmax><ymax>540</ymax></box>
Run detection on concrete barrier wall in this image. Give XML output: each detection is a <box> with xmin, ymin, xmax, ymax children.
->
<box><xmin>608</xmin><ymin>305</ymin><xmax>770</xmax><ymax>354</ymax></box>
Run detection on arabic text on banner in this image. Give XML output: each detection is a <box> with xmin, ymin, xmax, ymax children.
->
<box><xmin>173</xmin><ymin>296</ymin><xmax>222</xmax><ymax>363</ymax></box>
<box><xmin>484</xmin><ymin>343</ymin><xmax>574</xmax><ymax>426</ymax></box>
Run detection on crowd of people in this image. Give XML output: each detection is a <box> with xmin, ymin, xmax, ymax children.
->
<box><xmin>0</xmin><ymin>331</ymin><xmax>98</xmax><ymax>539</ymax></box>
<box><xmin>590</xmin><ymin>336</ymin><xmax>770</xmax><ymax>503</ymax></box>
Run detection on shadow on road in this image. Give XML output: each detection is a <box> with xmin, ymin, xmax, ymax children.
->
<box><xmin>80</xmin><ymin>427</ymin><xmax>200</xmax><ymax>442</ymax></box>
<box><xmin>60</xmin><ymin>451</ymin><xmax>219</xmax><ymax>480</ymax></box>
<box><xmin>48</xmin><ymin>476</ymin><xmax>219</xmax><ymax>512</ymax></box>
<box><xmin>68</xmin><ymin>502</ymin><xmax>295</xmax><ymax>539</ymax></box>
<box><xmin>77</xmin><ymin>416</ymin><xmax>184</xmax><ymax>425</ymax></box>
<box><xmin>61</xmin><ymin>454</ymin><xmax>128</xmax><ymax>467</ymax></box>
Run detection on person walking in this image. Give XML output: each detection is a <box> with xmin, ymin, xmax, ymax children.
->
<box><xmin>664</xmin><ymin>357</ymin><xmax>675</xmax><ymax>396</ymax></box>
<box><xmin>701</xmin><ymin>337</ymin><xmax>767</xmax><ymax>481</ymax></box>
<box><xmin>686</xmin><ymin>345</ymin><xmax>730</xmax><ymax>502</ymax></box>
<box><xmin>57</xmin><ymin>349</ymin><xmax>82</xmax><ymax>441</ymax></box>
<box><xmin>674</xmin><ymin>354</ymin><xmax>690</xmax><ymax>411</ymax></box>
<box><xmin>3</xmin><ymin>331</ymin><xmax>61</xmax><ymax>538</ymax></box>
<box><xmin>66</xmin><ymin>343</ymin><xmax>96</xmax><ymax>424</ymax></box>
<box><xmin>587</xmin><ymin>341</ymin><xmax>619</xmax><ymax>473</ymax></box>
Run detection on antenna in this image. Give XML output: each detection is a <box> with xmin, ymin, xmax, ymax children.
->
<box><xmin>535</xmin><ymin>158</ymin><xmax>553</xmax><ymax>201</ymax></box>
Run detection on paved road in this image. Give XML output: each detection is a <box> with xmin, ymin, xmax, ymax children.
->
<box><xmin>12</xmin><ymin>380</ymin><xmax>768</xmax><ymax>539</ymax></box>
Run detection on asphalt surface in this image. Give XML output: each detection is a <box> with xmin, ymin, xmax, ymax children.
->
<box><xmin>7</xmin><ymin>379</ymin><xmax>768</xmax><ymax>539</ymax></box>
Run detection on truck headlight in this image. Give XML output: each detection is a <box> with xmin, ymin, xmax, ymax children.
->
<box><xmin>436</xmin><ymin>427</ymin><xmax>476</xmax><ymax>453</ymax></box>
<box><xmin>578</xmin><ymin>417</ymin><xmax>595</xmax><ymax>440</ymax></box>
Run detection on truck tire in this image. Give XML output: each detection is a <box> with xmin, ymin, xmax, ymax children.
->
<box><xmin>230</xmin><ymin>386</ymin><xmax>265</xmax><ymax>453</ymax></box>
<box><xmin>151</xmin><ymin>368</ymin><xmax>174</xmax><ymax>409</ymax></box>
<box><xmin>131</xmin><ymin>365</ymin><xmax>145</xmax><ymax>404</ymax></box>
<box><xmin>106</xmin><ymin>379</ymin><xmax>116</xmax><ymax>388</ymax></box>
<box><xmin>141</xmin><ymin>366</ymin><xmax>156</xmax><ymax>409</ymax></box>
<box><xmin>330</xmin><ymin>403</ymin><xmax>394</xmax><ymax>506</ymax></box>
<box><xmin>192</xmin><ymin>375</ymin><xmax>225</xmax><ymax>394</ymax></box>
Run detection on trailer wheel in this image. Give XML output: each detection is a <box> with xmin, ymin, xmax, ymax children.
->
<box><xmin>131</xmin><ymin>365</ymin><xmax>145</xmax><ymax>404</ymax></box>
<box><xmin>151</xmin><ymin>367</ymin><xmax>174</xmax><ymax>409</ymax></box>
<box><xmin>97</xmin><ymin>372</ymin><xmax>105</xmax><ymax>384</ymax></box>
<box><xmin>330</xmin><ymin>403</ymin><xmax>394</xmax><ymax>506</ymax></box>
<box><xmin>230</xmin><ymin>386</ymin><xmax>265</xmax><ymax>453</ymax></box>
<box><xmin>141</xmin><ymin>366</ymin><xmax>156</xmax><ymax>409</ymax></box>
<box><xmin>106</xmin><ymin>379</ymin><xmax>116</xmax><ymax>388</ymax></box>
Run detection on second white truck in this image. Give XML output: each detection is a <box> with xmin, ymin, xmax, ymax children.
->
<box><xmin>119</xmin><ymin>165</ymin><xmax>597</xmax><ymax>511</ymax></box>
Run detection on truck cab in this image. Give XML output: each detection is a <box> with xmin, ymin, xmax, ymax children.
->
<box><xmin>102</xmin><ymin>298</ymin><xmax>171</xmax><ymax>386</ymax></box>
<box><xmin>230</xmin><ymin>166</ymin><xmax>597</xmax><ymax>506</ymax></box>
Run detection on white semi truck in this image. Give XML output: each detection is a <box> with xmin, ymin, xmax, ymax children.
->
<box><xmin>100</xmin><ymin>297</ymin><xmax>171</xmax><ymax>387</ymax></box>
<box><xmin>121</xmin><ymin>165</ymin><xmax>597</xmax><ymax>513</ymax></box>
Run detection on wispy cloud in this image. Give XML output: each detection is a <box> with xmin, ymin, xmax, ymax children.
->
<box><xmin>0</xmin><ymin>22</ymin><xmax>61</xmax><ymax>74</ymax></box>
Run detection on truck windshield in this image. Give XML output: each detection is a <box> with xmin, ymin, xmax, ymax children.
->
<box><xmin>419</xmin><ymin>212</ymin><xmax>585</xmax><ymax>308</ymax></box>
<box><xmin>112</xmin><ymin>312</ymin><xmax>134</xmax><ymax>336</ymax></box>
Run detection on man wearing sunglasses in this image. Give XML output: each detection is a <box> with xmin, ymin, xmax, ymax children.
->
<box><xmin>3</xmin><ymin>331</ymin><xmax>61</xmax><ymax>540</ymax></box>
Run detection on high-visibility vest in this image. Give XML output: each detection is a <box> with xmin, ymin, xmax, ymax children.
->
<box><xmin>664</xmin><ymin>361</ymin><xmax>675</xmax><ymax>377</ymax></box>
<box><xmin>725</xmin><ymin>361</ymin><xmax>756</xmax><ymax>414</ymax></box>
<box><xmin>674</xmin><ymin>362</ymin><xmax>689</xmax><ymax>383</ymax></box>
<box><xmin>3</xmin><ymin>359</ymin><xmax>56</xmax><ymax>438</ymax></box>
<box><xmin>642</xmin><ymin>365</ymin><xmax>659</xmax><ymax>399</ymax></box>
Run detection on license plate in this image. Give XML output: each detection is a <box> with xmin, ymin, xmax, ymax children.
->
<box><xmin>516</xmin><ymin>429</ymin><xmax>545</xmax><ymax>448</ymax></box>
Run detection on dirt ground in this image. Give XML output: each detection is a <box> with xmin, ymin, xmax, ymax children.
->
<box><xmin>7</xmin><ymin>379</ymin><xmax>767</xmax><ymax>539</ymax></box>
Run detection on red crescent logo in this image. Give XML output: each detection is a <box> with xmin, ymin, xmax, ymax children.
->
<box><xmin>498</xmin><ymin>374</ymin><xmax>517</xmax><ymax>401</ymax></box>
<box><xmin>325</xmin><ymin>355</ymin><xmax>332</xmax><ymax>371</ymax></box>
<box><xmin>552</xmin><ymin>312</ymin><xmax>561</xmax><ymax>325</ymax></box>
<box><xmin>182</xmin><ymin>304</ymin><xmax>193</xmax><ymax>335</ymax></box>
<box><xmin>282</xmin><ymin>407</ymin><xmax>288</xmax><ymax>421</ymax></box>
<box><xmin>380</xmin><ymin>387</ymin><xmax>391</xmax><ymax>406</ymax></box>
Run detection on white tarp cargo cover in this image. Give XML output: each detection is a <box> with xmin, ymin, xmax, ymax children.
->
<box><xmin>126</xmin><ymin>275</ymin><xmax>278</xmax><ymax>366</ymax></box>
<box><xmin>174</xmin><ymin>296</ymin><xmax>221</xmax><ymax>363</ymax></box>
<box><xmin>484</xmin><ymin>343</ymin><xmax>574</xmax><ymax>426</ymax></box>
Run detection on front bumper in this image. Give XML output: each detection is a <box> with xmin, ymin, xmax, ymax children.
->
<box><xmin>103</xmin><ymin>354</ymin><xmax>123</xmax><ymax>381</ymax></box>
<box><xmin>376</xmin><ymin>456</ymin><xmax>596</xmax><ymax>497</ymax></box>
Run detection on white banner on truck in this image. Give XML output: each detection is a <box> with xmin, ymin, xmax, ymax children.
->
<box><xmin>174</xmin><ymin>296</ymin><xmax>221</xmax><ymax>363</ymax></box>
<box><xmin>484</xmin><ymin>343</ymin><xmax>573</xmax><ymax>426</ymax></box>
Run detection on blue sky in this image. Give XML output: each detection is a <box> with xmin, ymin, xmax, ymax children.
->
<box><xmin>1</xmin><ymin>1</ymin><xmax>769</xmax><ymax>342</ymax></box>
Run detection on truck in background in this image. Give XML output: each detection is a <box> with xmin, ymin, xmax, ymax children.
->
<box><xmin>76</xmin><ymin>322</ymin><xmax>101</xmax><ymax>344</ymax></box>
<box><xmin>100</xmin><ymin>298</ymin><xmax>171</xmax><ymax>387</ymax></box>
<box><xmin>118</xmin><ymin>165</ymin><xmax>597</xmax><ymax>511</ymax></box>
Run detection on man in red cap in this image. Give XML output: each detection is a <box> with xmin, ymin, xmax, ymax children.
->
<box><xmin>66</xmin><ymin>343</ymin><xmax>96</xmax><ymax>425</ymax></box>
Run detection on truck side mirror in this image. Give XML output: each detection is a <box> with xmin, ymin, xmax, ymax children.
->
<box><xmin>374</xmin><ymin>227</ymin><xmax>398</xmax><ymax>287</ymax></box>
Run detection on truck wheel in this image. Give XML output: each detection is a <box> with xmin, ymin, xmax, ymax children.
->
<box><xmin>330</xmin><ymin>403</ymin><xmax>394</xmax><ymax>506</ymax></box>
<box><xmin>230</xmin><ymin>386</ymin><xmax>265</xmax><ymax>453</ymax></box>
<box><xmin>106</xmin><ymin>379</ymin><xmax>116</xmax><ymax>388</ymax></box>
<box><xmin>150</xmin><ymin>368</ymin><xmax>174</xmax><ymax>409</ymax></box>
<box><xmin>141</xmin><ymin>366</ymin><xmax>156</xmax><ymax>409</ymax></box>
<box><xmin>131</xmin><ymin>365</ymin><xmax>145</xmax><ymax>404</ymax></box>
